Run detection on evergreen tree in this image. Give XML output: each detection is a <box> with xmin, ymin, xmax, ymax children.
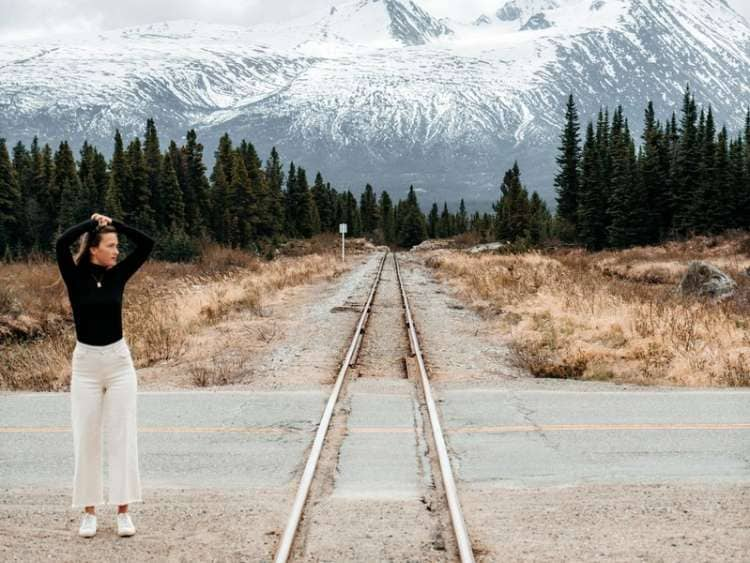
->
<box><xmin>359</xmin><ymin>184</ymin><xmax>379</xmax><ymax>236</ymax></box>
<box><xmin>640</xmin><ymin>102</ymin><xmax>669</xmax><ymax>243</ymax></box>
<box><xmin>578</xmin><ymin>121</ymin><xmax>607</xmax><ymax>250</ymax></box>
<box><xmin>229</xmin><ymin>151</ymin><xmax>255</xmax><ymax>248</ymax></box>
<box><xmin>12</xmin><ymin>141</ymin><xmax>33</xmax><ymax>251</ymax></box>
<box><xmin>105</xmin><ymin>130</ymin><xmax>127</xmax><ymax>220</ymax></box>
<box><xmin>143</xmin><ymin>118</ymin><xmax>163</xmax><ymax>222</ymax></box>
<box><xmin>427</xmin><ymin>203</ymin><xmax>439</xmax><ymax>238</ymax></box>
<box><xmin>182</xmin><ymin>129</ymin><xmax>211</xmax><ymax>238</ymax></box>
<box><xmin>312</xmin><ymin>172</ymin><xmax>333</xmax><ymax>232</ymax></box>
<box><xmin>379</xmin><ymin>190</ymin><xmax>395</xmax><ymax>244</ymax></box>
<box><xmin>340</xmin><ymin>190</ymin><xmax>361</xmax><ymax>237</ymax></box>
<box><xmin>284</xmin><ymin>163</ymin><xmax>299</xmax><ymax>237</ymax></box>
<box><xmin>528</xmin><ymin>191</ymin><xmax>551</xmax><ymax>245</ymax></box>
<box><xmin>264</xmin><ymin>147</ymin><xmax>285</xmax><ymax>237</ymax></box>
<box><xmin>730</xmin><ymin>136</ymin><xmax>749</xmax><ymax>229</ymax></box>
<box><xmin>707</xmin><ymin>126</ymin><xmax>731</xmax><ymax>232</ymax></box>
<box><xmin>54</xmin><ymin>141</ymin><xmax>85</xmax><ymax>230</ymax></box>
<box><xmin>693</xmin><ymin>106</ymin><xmax>717</xmax><ymax>233</ymax></box>
<box><xmin>438</xmin><ymin>202</ymin><xmax>453</xmax><ymax>238</ymax></box>
<box><xmin>672</xmin><ymin>86</ymin><xmax>700</xmax><ymax>234</ymax></box>
<box><xmin>554</xmin><ymin>94</ymin><xmax>581</xmax><ymax>240</ymax></box>
<box><xmin>607</xmin><ymin>110</ymin><xmax>640</xmax><ymax>248</ymax></box>
<box><xmin>294</xmin><ymin>166</ymin><xmax>315</xmax><ymax>238</ymax></box>
<box><xmin>397</xmin><ymin>186</ymin><xmax>427</xmax><ymax>248</ymax></box>
<box><xmin>127</xmin><ymin>137</ymin><xmax>156</xmax><ymax>233</ymax></box>
<box><xmin>0</xmin><ymin>139</ymin><xmax>22</xmax><ymax>257</ymax></box>
<box><xmin>25</xmin><ymin>139</ymin><xmax>52</xmax><ymax>251</ymax></box>
<box><xmin>456</xmin><ymin>199</ymin><xmax>468</xmax><ymax>234</ymax></box>
<box><xmin>494</xmin><ymin>162</ymin><xmax>530</xmax><ymax>242</ymax></box>
<box><xmin>159</xmin><ymin>153</ymin><xmax>185</xmax><ymax>232</ymax></box>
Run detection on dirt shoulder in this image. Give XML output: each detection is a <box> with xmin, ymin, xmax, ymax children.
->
<box><xmin>137</xmin><ymin>252</ymin><xmax>382</xmax><ymax>391</ymax></box>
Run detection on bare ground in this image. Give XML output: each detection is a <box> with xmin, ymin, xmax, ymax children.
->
<box><xmin>137</xmin><ymin>253</ymin><xmax>381</xmax><ymax>391</ymax></box>
<box><xmin>0</xmin><ymin>487</ymin><xmax>289</xmax><ymax>562</ymax></box>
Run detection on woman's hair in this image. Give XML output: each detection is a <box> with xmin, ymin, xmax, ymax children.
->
<box><xmin>73</xmin><ymin>224</ymin><xmax>118</xmax><ymax>266</ymax></box>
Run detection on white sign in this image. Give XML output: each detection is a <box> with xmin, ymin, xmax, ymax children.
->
<box><xmin>339</xmin><ymin>223</ymin><xmax>348</xmax><ymax>234</ymax></box>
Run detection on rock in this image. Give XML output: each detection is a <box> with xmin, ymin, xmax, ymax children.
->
<box><xmin>467</xmin><ymin>242</ymin><xmax>505</xmax><ymax>254</ymax></box>
<box><xmin>678</xmin><ymin>261</ymin><xmax>736</xmax><ymax>300</ymax></box>
<box><xmin>409</xmin><ymin>239</ymin><xmax>452</xmax><ymax>252</ymax></box>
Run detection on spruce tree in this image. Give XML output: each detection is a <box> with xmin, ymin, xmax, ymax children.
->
<box><xmin>160</xmin><ymin>152</ymin><xmax>185</xmax><ymax>232</ymax></box>
<box><xmin>295</xmin><ymin>166</ymin><xmax>314</xmax><ymax>238</ymax></box>
<box><xmin>397</xmin><ymin>186</ymin><xmax>427</xmax><ymax>248</ymax></box>
<box><xmin>0</xmin><ymin>139</ymin><xmax>22</xmax><ymax>257</ymax></box>
<box><xmin>105</xmin><ymin>130</ymin><xmax>127</xmax><ymax>220</ymax></box>
<box><xmin>553</xmin><ymin>94</ymin><xmax>581</xmax><ymax>240</ymax></box>
<box><xmin>12</xmin><ymin>141</ymin><xmax>33</xmax><ymax>251</ymax></box>
<box><xmin>25</xmin><ymin>139</ymin><xmax>50</xmax><ymax>251</ymax></box>
<box><xmin>183</xmin><ymin>129</ymin><xmax>211</xmax><ymax>238</ymax></box>
<box><xmin>494</xmin><ymin>162</ymin><xmax>530</xmax><ymax>242</ymax></box>
<box><xmin>341</xmin><ymin>190</ymin><xmax>361</xmax><ymax>237</ymax></box>
<box><xmin>708</xmin><ymin>127</ymin><xmax>731</xmax><ymax>232</ymax></box>
<box><xmin>606</xmin><ymin>110</ymin><xmax>640</xmax><ymax>248</ymax></box>
<box><xmin>438</xmin><ymin>202</ymin><xmax>453</xmax><ymax>238</ymax></box>
<box><xmin>379</xmin><ymin>190</ymin><xmax>395</xmax><ymax>244</ymax></box>
<box><xmin>127</xmin><ymin>137</ymin><xmax>156</xmax><ymax>233</ymax></box>
<box><xmin>578</xmin><ymin>121</ymin><xmax>607</xmax><ymax>250</ymax></box>
<box><xmin>359</xmin><ymin>184</ymin><xmax>379</xmax><ymax>236</ymax></box>
<box><xmin>230</xmin><ymin>151</ymin><xmax>255</xmax><ymax>248</ymax></box>
<box><xmin>640</xmin><ymin>102</ymin><xmax>669</xmax><ymax>243</ymax></box>
<box><xmin>265</xmin><ymin>147</ymin><xmax>285</xmax><ymax>237</ymax></box>
<box><xmin>528</xmin><ymin>191</ymin><xmax>551</xmax><ymax>245</ymax></box>
<box><xmin>456</xmin><ymin>199</ymin><xmax>468</xmax><ymax>234</ymax></box>
<box><xmin>427</xmin><ymin>203</ymin><xmax>439</xmax><ymax>238</ymax></box>
<box><xmin>672</xmin><ymin>86</ymin><xmax>700</xmax><ymax>234</ymax></box>
<box><xmin>312</xmin><ymin>172</ymin><xmax>332</xmax><ymax>232</ymax></box>
<box><xmin>730</xmin><ymin>136</ymin><xmax>749</xmax><ymax>229</ymax></box>
<box><xmin>284</xmin><ymin>162</ymin><xmax>298</xmax><ymax>238</ymax></box>
<box><xmin>54</xmin><ymin>141</ymin><xmax>85</xmax><ymax>230</ymax></box>
<box><xmin>143</xmin><ymin>118</ymin><xmax>163</xmax><ymax>222</ymax></box>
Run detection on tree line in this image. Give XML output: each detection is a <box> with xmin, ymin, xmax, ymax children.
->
<box><xmin>0</xmin><ymin>120</ymin><xmax>464</xmax><ymax>259</ymax></box>
<box><xmin>553</xmin><ymin>87</ymin><xmax>750</xmax><ymax>249</ymax></box>
<box><xmin>3</xmin><ymin>84</ymin><xmax>742</xmax><ymax>260</ymax></box>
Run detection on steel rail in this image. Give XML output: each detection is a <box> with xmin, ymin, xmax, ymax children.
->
<box><xmin>394</xmin><ymin>253</ymin><xmax>476</xmax><ymax>563</ymax></box>
<box><xmin>273</xmin><ymin>251</ymin><xmax>387</xmax><ymax>563</ymax></box>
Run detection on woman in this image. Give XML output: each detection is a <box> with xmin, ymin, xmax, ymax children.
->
<box><xmin>56</xmin><ymin>212</ymin><xmax>155</xmax><ymax>538</ymax></box>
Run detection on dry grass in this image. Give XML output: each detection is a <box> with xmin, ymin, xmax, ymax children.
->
<box><xmin>425</xmin><ymin>233</ymin><xmax>750</xmax><ymax>387</ymax></box>
<box><xmin>1</xmin><ymin>242</ymin><xmax>352</xmax><ymax>391</ymax></box>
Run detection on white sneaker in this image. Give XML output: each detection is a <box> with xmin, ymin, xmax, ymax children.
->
<box><xmin>78</xmin><ymin>513</ymin><xmax>97</xmax><ymax>538</ymax></box>
<box><xmin>117</xmin><ymin>512</ymin><xmax>136</xmax><ymax>537</ymax></box>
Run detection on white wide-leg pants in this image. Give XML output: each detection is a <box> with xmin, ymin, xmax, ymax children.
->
<box><xmin>70</xmin><ymin>338</ymin><xmax>142</xmax><ymax>508</ymax></box>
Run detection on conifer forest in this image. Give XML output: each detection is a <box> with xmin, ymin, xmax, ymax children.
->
<box><xmin>0</xmin><ymin>86</ymin><xmax>748</xmax><ymax>260</ymax></box>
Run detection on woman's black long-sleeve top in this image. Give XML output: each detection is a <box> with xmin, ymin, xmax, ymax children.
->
<box><xmin>56</xmin><ymin>219</ymin><xmax>155</xmax><ymax>346</ymax></box>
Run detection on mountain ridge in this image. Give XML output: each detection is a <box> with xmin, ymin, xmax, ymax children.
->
<box><xmin>1</xmin><ymin>0</ymin><xmax>748</xmax><ymax>203</ymax></box>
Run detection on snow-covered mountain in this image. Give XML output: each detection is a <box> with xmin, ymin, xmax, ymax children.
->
<box><xmin>1</xmin><ymin>0</ymin><xmax>749</xmax><ymax>204</ymax></box>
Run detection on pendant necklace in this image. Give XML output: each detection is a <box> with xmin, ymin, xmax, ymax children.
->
<box><xmin>91</xmin><ymin>271</ymin><xmax>104</xmax><ymax>288</ymax></box>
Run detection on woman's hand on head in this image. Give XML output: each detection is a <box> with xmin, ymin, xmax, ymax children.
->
<box><xmin>91</xmin><ymin>213</ymin><xmax>113</xmax><ymax>227</ymax></box>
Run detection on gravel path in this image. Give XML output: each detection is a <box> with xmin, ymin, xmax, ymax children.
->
<box><xmin>139</xmin><ymin>252</ymin><xmax>383</xmax><ymax>391</ymax></box>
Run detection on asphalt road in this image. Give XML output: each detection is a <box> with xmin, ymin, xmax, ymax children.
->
<box><xmin>2</xmin><ymin>387</ymin><xmax>748</xmax><ymax>491</ymax></box>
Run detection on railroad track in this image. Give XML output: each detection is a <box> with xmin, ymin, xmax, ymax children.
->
<box><xmin>274</xmin><ymin>251</ymin><xmax>475</xmax><ymax>563</ymax></box>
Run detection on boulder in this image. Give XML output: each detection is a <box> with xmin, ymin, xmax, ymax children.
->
<box><xmin>467</xmin><ymin>242</ymin><xmax>505</xmax><ymax>254</ymax></box>
<box><xmin>678</xmin><ymin>261</ymin><xmax>736</xmax><ymax>300</ymax></box>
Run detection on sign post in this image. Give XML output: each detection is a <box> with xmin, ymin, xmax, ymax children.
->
<box><xmin>339</xmin><ymin>223</ymin><xmax>348</xmax><ymax>262</ymax></box>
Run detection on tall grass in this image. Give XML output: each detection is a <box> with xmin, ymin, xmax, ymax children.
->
<box><xmin>425</xmin><ymin>233</ymin><xmax>750</xmax><ymax>387</ymax></box>
<box><xmin>1</xmin><ymin>241</ymin><xmax>351</xmax><ymax>391</ymax></box>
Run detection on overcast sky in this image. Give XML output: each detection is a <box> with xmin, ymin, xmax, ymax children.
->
<box><xmin>1</xmin><ymin>0</ymin><xmax>749</xmax><ymax>41</ymax></box>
